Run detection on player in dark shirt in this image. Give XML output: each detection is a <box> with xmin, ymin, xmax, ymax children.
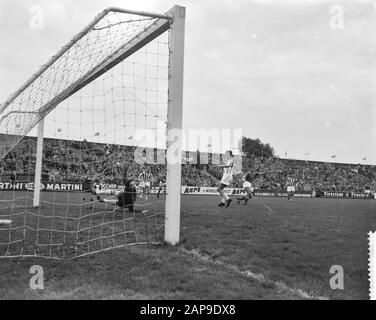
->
<box><xmin>117</xmin><ymin>180</ymin><xmax>137</xmax><ymax>212</ymax></box>
<box><xmin>10</xmin><ymin>171</ymin><xmax>17</xmax><ymax>184</ymax></box>
<box><xmin>98</xmin><ymin>179</ymin><xmax>137</xmax><ymax>212</ymax></box>
<box><xmin>157</xmin><ymin>180</ymin><xmax>166</xmax><ymax>199</ymax></box>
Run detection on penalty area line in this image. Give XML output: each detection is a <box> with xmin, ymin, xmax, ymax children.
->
<box><xmin>179</xmin><ymin>247</ymin><xmax>329</xmax><ymax>300</ymax></box>
<box><xmin>253</xmin><ymin>198</ymin><xmax>275</xmax><ymax>215</ymax></box>
<box><xmin>261</xmin><ymin>203</ymin><xmax>274</xmax><ymax>214</ymax></box>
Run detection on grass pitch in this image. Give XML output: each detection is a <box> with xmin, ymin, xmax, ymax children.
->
<box><xmin>0</xmin><ymin>191</ymin><xmax>375</xmax><ymax>300</ymax></box>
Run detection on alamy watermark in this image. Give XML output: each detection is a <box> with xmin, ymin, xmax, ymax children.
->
<box><xmin>329</xmin><ymin>265</ymin><xmax>344</xmax><ymax>290</ymax></box>
<box><xmin>29</xmin><ymin>265</ymin><xmax>44</xmax><ymax>290</ymax></box>
<box><xmin>132</xmin><ymin>125</ymin><xmax>243</xmax><ymax>173</ymax></box>
<box><xmin>329</xmin><ymin>1</ymin><xmax>376</xmax><ymax>31</ymax></box>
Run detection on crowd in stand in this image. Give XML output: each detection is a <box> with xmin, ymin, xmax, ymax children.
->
<box><xmin>0</xmin><ymin>137</ymin><xmax>375</xmax><ymax>193</ymax></box>
<box><xmin>231</xmin><ymin>156</ymin><xmax>376</xmax><ymax>192</ymax></box>
<box><xmin>182</xmin><ymin>165</ymin><xmax>219</xmax><ymax>187</ymax></box>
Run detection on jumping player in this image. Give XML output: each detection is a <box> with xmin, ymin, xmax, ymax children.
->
<box><xmin>217</xmin><ymin>150</ymin><xmax>234</xmax><ymax>207</ymax></box>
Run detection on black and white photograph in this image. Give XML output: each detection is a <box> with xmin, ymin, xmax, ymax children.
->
<box><xmin>0</xmin><ymin>0</ymin><xmax>375</xmax><ymax>304</ymax></box>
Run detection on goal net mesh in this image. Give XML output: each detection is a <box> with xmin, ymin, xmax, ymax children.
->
<box><xmin>0</xmin><ymin>9</ymin><xmax>171</xmax><ymax>259</ymax></box>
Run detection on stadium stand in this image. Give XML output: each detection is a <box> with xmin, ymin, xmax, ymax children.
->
<box><xmin>0</xmin><ymin>136</ymin><xmax>375</xmax><ymax>193</ymax></box>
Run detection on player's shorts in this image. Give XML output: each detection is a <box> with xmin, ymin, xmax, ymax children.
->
<box><xmin>140</xmin><ymin>182</ymin><xmax>146</xmax><ymax>188</ymax></box>
<box><xmin>287</xmin><ymin>186</ymin><xmax>296</xmax><ymax>192</ymax></box>
<box><xmin>220</xmin><ymin>174</ymin><xmax>233</xmax><ymax>186</ymax></box>
<box><xmin>243</xmin><ymin>181</ymin><xmax>252</xmax><ymax>189</ymax></box>
<box><xmin>145</xmin><ymin>181</ymin><xmax>151</xmax><ymax>188</ymax></box>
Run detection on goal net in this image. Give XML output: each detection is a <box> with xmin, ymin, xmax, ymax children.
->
<box><xmin>0</xmin><ymin>6</ymin><xmax>185</xmax><ymax>259</ymax></box>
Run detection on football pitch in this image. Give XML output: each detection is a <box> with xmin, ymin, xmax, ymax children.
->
<box><xmin>0</xmin><ymin>192</ymin><xmax>375</xmax><ymax>300</ymax></box>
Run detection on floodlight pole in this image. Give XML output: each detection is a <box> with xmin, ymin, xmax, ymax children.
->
<box><xmin>33</xmin><ymin>118</ymin><xmax>44</xmax><ymax>207</ymax></box>
<box><xmin>165</xmin><ymin>5</ymin><xmax>186</xmax><ymax>245</ymax></box>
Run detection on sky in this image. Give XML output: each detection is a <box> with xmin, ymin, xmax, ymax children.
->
<box><xmin>0</xmin><ymin>0</ymin><xmax>375</xmax><ymax>165</ymax></box>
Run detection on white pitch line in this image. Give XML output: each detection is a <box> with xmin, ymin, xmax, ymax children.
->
<box><xmin>180</xmin><ymin>247</ymin><xmax>329</xmax><ymax>300</ymax></box>
<box><xmin>261</xmin><ymin>203</ymin><xmax>274</xmax><ymax>214</ymax></box>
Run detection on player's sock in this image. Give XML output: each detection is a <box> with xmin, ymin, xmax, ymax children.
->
<box><xmin>225</xmin><ymin>198</ymin><xmax>232</xmax><ymax>207</ymax></box>
<box><xmin>218</xmin><ymin>190</ymin><xmax>225</xmax><ymax>203</ymax></box>
<box><xmin>218</xmin><ymin>194</ymin><xmax>226</xmax><ymax>206</ymax></box>
<box><xmin>218</xmin><ymin>192</ymin><xmax>226</xmax><ymax>206</ymax></box>
<box><xmin>237</xmin><ymin>196</ymin><xmax>247</xmax><ymax>204</ymax></box>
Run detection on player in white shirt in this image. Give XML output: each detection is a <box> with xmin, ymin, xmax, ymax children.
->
<box><xmin>138</xmin><ymin>171</ymin><xmax>153</xmax><ymax>200</ymax></box>
<box><xmin>217</xmin><ymin>150</ymin><xmax>234</xmax><ymax>207</ymax></box>
<box><xmin>286</xmin><ymin>177</ymin><xmax>298</xmax><ymax>200</ymax></box>
<box><xmin>237</xmin><ymin>172</ymin><xmax>254</xmax><ymax>205</ymax></box>
<box><xmin>139</xmin><ymin>179</ymin><xmax>146</xmax><ymax>198</ymax></box>
<box><xmin>145</xmin><ymin>172</ymin><xmax>153</xmax><ymax>196</ymax></box>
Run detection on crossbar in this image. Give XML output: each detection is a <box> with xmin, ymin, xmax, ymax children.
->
<box><xmin>0</xmin><ymin>7</ymin><xmax>170</xmax><ymax>116</ymax></box>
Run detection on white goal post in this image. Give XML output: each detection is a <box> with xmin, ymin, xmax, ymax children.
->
<box><xmin>0</xmin><ymin>5</ymin><xmax>185</xmax><ymax>251</ymax></box>
<box><xmin>165</xmin><ymin>6</ymin><xmax>185</xmax><ymax>245</ymax></box>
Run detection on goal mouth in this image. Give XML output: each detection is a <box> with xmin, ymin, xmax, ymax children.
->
<box><xmin>0</xmin><ymin>196</ymin><xmax>164</xmax><ymax>259</ymax></box>
<box><xmin>0</xmin><ymin>5</ymin><xmax>185</xmax><ymax>258</ymax></box>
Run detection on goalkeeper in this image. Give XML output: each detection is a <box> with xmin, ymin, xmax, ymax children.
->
<box><xmin>98</xmin><ymin>178</ymin><xmax>137</xmax><ymax>212</ymax></box>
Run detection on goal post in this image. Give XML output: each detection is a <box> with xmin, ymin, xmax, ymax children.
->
<box><xmin>165</xmin><ymin>5</ymin><xmax>186</xmax><ymax>245</ymax></box>
<box><xmin>0</xmin><ymin>5</ymin><xmax>186</xmax><ymax>258</ymax></box>
<box><xmin>33</xmin><ymin>118</ymin><xmax>44</xmax><ymax>208</ymax></box>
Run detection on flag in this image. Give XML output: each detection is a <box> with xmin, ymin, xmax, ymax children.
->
<box><xmin>351</xmin><ymin>169</ymin><xmax>358</xmax><ymax>174</ymax></box>
<box><xmin>363</xmin><ymin>157</ymin><xmax>367</xmax><ymax>161</ymax></box>
<box><xmin>305</xmin><ymin>153</ymin><xmax>310</xmax><ymax>156</ymax></box>
<box><xmin>331</xmin><ymin>155</ymin><xmax>336</xmax><ymax>159</ymax></box>
<box><xmin>94</xmin><ymin>132</ymin><xmax>100</xmax><ymax>137</ymax></box>
<box><xmin>57</xmin><ymin>128</ymin><xmax>62</xmax><ymax>133</ymax></box>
